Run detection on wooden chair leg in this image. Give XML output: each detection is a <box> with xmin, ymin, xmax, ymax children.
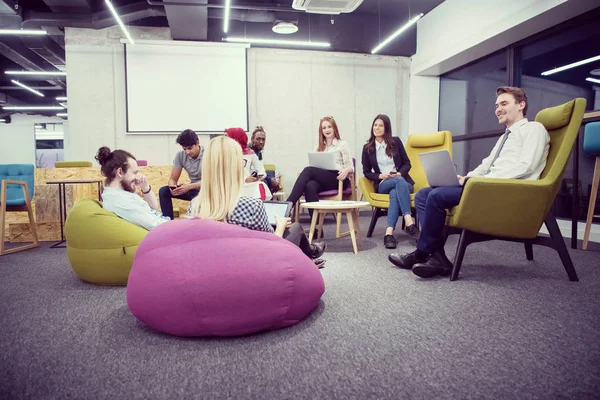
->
<box><xmin>583</xmin><ymin>156</ymin><xmax>600</xmax><ymax>251</ymax></box>
<box><xmin>24</xmin><ymin>183</ymin><xmax>39</xmax><ymax>247</ymax></box>
<box><xmin>308</xmin><ymin>210</ymin><xmax>319</xmax><ymax>244</ymax></box>
<box><xmin>335</xmin><ymin>212</ymin><xmax>342</xmax><ymax>238</ymax></box>
<box><xmin>545</xmin><ymin>213</ymin><xmax>579</xmax><ymax>282</ymax></box>
<box><xmin>450</xmin><ymin>229</ymin><xmax>468</xmax><ymax>281</ymax></box>
<box><xmin>0</xmin><ymin>183</ymin><xmax>6</xmax><ymax>256</ymax></box>
<box><xmin>525</xmin><ymin>242</ymin><xmax>534</xmax><ymax>261</ymax></box>
<box><xmin>317</xmin><ymin>212</ymin><xmax>325</xmax><ymax>239</ymax></box>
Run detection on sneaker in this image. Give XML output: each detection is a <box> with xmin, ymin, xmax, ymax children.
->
<box><xmin>384</xmin><ymin>234</ymin><xmax>397</xmax><ymax>249</ymax></box>
<box><xmin>412</xmin><ymin>249</ymin><xmax>453</xmax><ymax>278</ymax></box>
<box><xmin>388</xmin><ymin>250</ymin><xmax>428</xmax><ymax>270</ymax></box>
<box><xmin>405</xmin><ymin>224</ymin><xmax>420</xmax><ymax>239</ymax></box>
<box><xmin>313</xmin><ymin>258</ymin><xmax>326</xmax><ymax>269</ymax></box>
<box><xmin>310</xmin><ymin>241</ymin><xmax>327</xmax><ymax>259</ymax></box>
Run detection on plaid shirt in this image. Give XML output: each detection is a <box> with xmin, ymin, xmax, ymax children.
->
<box><xmin>226</xmin><ymin>196</ymin><xmax>273</xmax><ymax>233</ymax></box>
<box><xmin>186</xmin><ymin>196</ymin><xmax>273</xmax><ymax>233</ymax></box>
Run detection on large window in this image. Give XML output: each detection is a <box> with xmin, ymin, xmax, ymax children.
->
<box><xmin>439</xmin><ymin>7</ymin><xmax>600</xmax><ymax>222</ymax></box>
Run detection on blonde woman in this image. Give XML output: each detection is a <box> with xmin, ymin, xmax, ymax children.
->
<box><xmin>190</xmin><ymin>136</ymin><xmax>326</xmax><ymax>266</ymax></box>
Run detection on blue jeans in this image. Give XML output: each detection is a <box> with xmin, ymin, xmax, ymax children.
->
<box><xmin>377</xmin><ymin>176</ymin><xmax>414</xmax><ymax>230</ymax></box>
<box><xmin>414</xmin><ymin>186</ymin><xmax>464</xmax><ymax>254</ymax></box>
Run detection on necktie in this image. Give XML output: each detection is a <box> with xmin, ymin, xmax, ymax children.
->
<box><xmin>489</xmin><ymin>128</ymin><xmax>510</xmax><ymax>170</ymax></box>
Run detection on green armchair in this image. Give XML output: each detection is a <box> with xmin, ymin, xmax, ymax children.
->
<box><xmin>447</xmin><ymin>98</ymin><xmax>586</xmax><ymax>281</ymax></box>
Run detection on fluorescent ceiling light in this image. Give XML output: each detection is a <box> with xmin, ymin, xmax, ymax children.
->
<box><xmin>224</xmin><ymin>37</ymin><xmax>330</xmax><ymax>48</ymax></box>
<box><xmin>0</xmin><ymin>119</ymin><xmax>5</xmax><ymax>123</ymax></box>
<box><xmin>223</xmin><ymin>0</ymin><xmax>231</xmax><ymax>33</ymax></box>
<box><xmin>11</xmin><ymin>80</ymin><xmax>44</xmax><ymax>97</ymax></box>
<box><xmin>2</xmin><ymin>106</ymin><xmax>64</xmax><ymax>110</ymax></box>
<box><xmin>541</xmin><ymin>55</ymin><xmax>600</xmax><ymax>76</ymax></box>
<box><xmin>56</xmin><ymin>113</ymin><xmax>68</xmax><ymax>117</ymax></box>
<box><xmin>56</xmin><ymin>96</ymin><xmax>68</xmax><ymax>101</ymax></box>
<box><xmin>586</xmin><ymin>77</ymin><xmax>600</xmax><ymax>84</ymax></box>
<box><xmin>371</xmin><ymin>13</ymin><xmax>423</xmax><ymax>54</ymax></box>
<box><xmin>5</xmin><ymin>70</ymin><xmax>66</xmax><ymax>76</ymax></box>
<box><xmin>105</xmin><ymin>0</ymin><xmax>135</xmax><ymax>45</ymax></box>
<box><xmin>0</xmin><ymin>29</ymin><xmax>47</xmax><ymax>36</ymax></box>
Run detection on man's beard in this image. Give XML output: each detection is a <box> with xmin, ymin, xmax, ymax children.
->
<box><xmin>121</xmin><ymin>179</ymin><xmax>136</xmax><ymax>193</ymax></box>
<box><xmin>253</xmin><ymin>143</ymin><xmax>264</xmax><ymax>151</ymax></box>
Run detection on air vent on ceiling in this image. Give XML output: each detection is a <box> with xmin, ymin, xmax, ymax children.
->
<box><xmin>30</xmin><ymin>47</ymin><xmax>66</xmax><ymax>70</ymax></box>
<box><xmin>292</xmin><ymin>0</ymin><xmax>364</xmax><ymax>14</ymax></box>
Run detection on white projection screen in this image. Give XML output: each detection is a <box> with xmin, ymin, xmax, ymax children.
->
<box><xmin>124</xmin><ymin>41</ymin><xmax>248</xmax><ymax>133</ymax></box>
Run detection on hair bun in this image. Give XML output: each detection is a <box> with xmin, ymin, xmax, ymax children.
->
<box><xmin>95</xmin><ymin>146</ymin><xmax>112</xmax><ymax>165</ymax></box>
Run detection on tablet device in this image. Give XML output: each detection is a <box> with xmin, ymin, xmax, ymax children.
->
<box><xmin>308</xmin><ymin>151</ymin><xmax>338</xmax><ymax>170</ymax></box>
<box><xmin>418</xmin><ymin>150</ymin><xmax>461</xmax><ymax>187</ymax></box>
<box><xmin>263</xmin><ymin>201</ymin><xmax>293</xmax><ymax>226</ymax></box>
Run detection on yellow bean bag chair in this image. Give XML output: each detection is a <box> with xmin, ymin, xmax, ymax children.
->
<box><xmin>65</xmin><ymin>198</ymin><xmax>148</xmax><ymax>285</ymax></box>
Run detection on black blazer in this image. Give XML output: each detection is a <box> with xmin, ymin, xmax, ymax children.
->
<box><xmin>362</xmin><ymin>136</ymin><xmax>414</xmax><ymax>191</ymax></box>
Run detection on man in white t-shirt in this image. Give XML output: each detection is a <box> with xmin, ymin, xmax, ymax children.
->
<box><xmin>95</xmin><ymin>146</ymin><xmax>169</xmax><ymax>231</ymax></box>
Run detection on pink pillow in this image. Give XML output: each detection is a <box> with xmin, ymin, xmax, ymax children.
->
<box><xmin>127</xmin><ymin>218</ymin><xmax>325</xmax><ymax>337</ymax></box>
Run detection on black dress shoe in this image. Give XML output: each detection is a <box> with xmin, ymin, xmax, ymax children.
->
<box><xmin>310</xmin><ymin>241</ymin><xmax>327</xmax><ymax>259</ymax></box>
<box><xmin>412</xmin><ymin>249</ymin><xmax>453</xmax><ymax>278</ymax></box>
<box><xmin>384</xmin><ymin>234</ymin><xmax>397</xmax><ymax>249</ymax></box>
<box><xmin>388</xmin><ymin>250</ymin><xmax>428</xmax><ymax>270</ymax></box>
<box><xmin>313</xmin><ymin>258</ymin><xmax>326</xmax><ymax>269</ymax></box>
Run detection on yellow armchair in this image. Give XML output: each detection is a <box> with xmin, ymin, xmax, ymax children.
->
<box><xmin>447</xmin><ymin>98</ymin><xmax>587</xmax><ymax>281</ymax></box>
<box><xmin>360</xmin><ymin>131</ymin><xmax>452</xmax><ymax>237</ymax></box>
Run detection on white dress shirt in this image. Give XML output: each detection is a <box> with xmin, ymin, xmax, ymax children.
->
<box><xmin>102</xmin><ymin>187</ymin><xmax>169</xmax><ymax>231</ymax></box>
<box><xmin>315</xmin><ymin>138</ymin><xmax>354</xmax><ymax>172</ymax></box>
<box><xmin>375</xmin><ymin>140</ymin><xmax>396</xmax><ymax>175</ymax></box>
<box><xmin>466</xmin><ymin>118</ymin><xmax>550</xmax><ymax>180</ymax></box>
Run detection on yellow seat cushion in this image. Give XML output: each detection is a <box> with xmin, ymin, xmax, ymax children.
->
<box><xmin>55</xmin><ymin>161</ymin><xmax>93</xmax><ymax>168</ymax></box>
<box><xmin>65</xmin><ymin>198</ymin><xmax>148</xmax><ymax>285</ymax></box>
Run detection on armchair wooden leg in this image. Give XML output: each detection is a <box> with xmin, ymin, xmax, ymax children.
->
<box><xmin>545</xmin><ymin>213</ymin><xmax>579</xmax><ymax>282</ymax></box>
<box><xmin>0</xmin><ymin>188</ymin><xmax>6</xmax><ymax>256</ymax></box>
<box><xmin>582</xmin><ymin>156</ymin><xmax>600</xmax><ymax>251</ymax></box>
<box><xmin>367</xmin><ymin>208</ymin><xmax>379</xmax><ymax>238</ymax></box>
<box><xmin>525</xmin><ymin>242</ymin><xmax>534</xmax><ymax>261</ymax></box>
<box><xmin>451</xmin><ymin>229</ymin><xmax>469</xmax><ymax>281</ymax></box>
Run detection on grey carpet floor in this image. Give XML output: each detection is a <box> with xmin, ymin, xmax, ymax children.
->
<box><xmin>1</xmin><ymin>215</ymin><xmax>600</xmax><ymax>400</ymax></box>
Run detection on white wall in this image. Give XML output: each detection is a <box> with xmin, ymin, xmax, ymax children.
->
<box><xmin>65</xmin><ymin>26</ymin><xmax>411</xmax><ymax>189</ymax></box>
<box><xmin>411</xmin><ymin>0</ymin><xmax>599</xmax><ymax>76</ymax></box>
<box><xmin>0</xmin><ymin>114</ymin><xmax>65</xmax><ymax>165</ymax></box>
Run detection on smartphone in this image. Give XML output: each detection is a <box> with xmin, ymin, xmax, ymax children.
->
<box><xmin>169</xmin><ymin>185</ymin><xmax>178</xmax><ymax>190</ymax></box>
<box><xmin>251</xmin><ymin>171</ymin><xmax>258</xmax><ymax>177</ymax></box>
<box><xmin>256</xmin><ymin>174</ymin><xmax>265</xmax><ymax>178</ymax></box>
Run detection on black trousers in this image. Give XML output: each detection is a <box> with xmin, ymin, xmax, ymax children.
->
<box><xmin>287</xmin><ymin>166</ymin><xmax>348</xmax><ymax>204</ymax></box>
<box><xmin>283</xmin><ymin>222</ymin><xmax>314</xmax><ymax>257</ymax></box>
<box><xmin>159</xmin><ymin>185</ymin><xmax>199</xmax><ymax>220</ymax></box>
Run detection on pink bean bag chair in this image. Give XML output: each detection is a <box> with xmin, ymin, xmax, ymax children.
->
<box><xmin>127</xmin><ymin>218</ymin><xmax>325</xmax><ymax>337</ymax></box>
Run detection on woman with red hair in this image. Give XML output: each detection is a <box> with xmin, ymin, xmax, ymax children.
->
<box><xmin>286</xmin><ymin>116</ymin><xmax>354</xmax><ymax>213</ymax></box>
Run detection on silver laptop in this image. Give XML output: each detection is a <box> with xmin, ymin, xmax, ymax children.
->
<box><xmin>418</xmin><ymin>150</ymin><xmax>461</xmax><ymax>187</ymax></box>
<box><xmin>308</xmin><ymin>152</ymin><xmax>338</xmax><ymax>170</ymax></box>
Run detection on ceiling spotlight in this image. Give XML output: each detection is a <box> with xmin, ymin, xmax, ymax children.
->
<box><xmin>591</xmin><ymin>69</ymin><xmax>600</xmax><ymax>77</ymax></box>
<box><xmin>272</xmin><ymin>22</ymin><xmax>298</xmax><ymax>35</ymax></box>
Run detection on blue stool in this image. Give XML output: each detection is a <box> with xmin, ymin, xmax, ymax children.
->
<box><xmin>583</xmin><ymin>122</ymin><xmax>600</xmax><ymax>250</ymax></box>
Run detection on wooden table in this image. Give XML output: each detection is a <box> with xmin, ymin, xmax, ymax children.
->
<box><xmin>46</xmin><ymin>179</ymin><xmax>103</xmax><ymax>248</ymax></box>
<box><xmin>301</xmin><ymin>200</ymin><xmax>370</xmax><ymax>255</ymax></box>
